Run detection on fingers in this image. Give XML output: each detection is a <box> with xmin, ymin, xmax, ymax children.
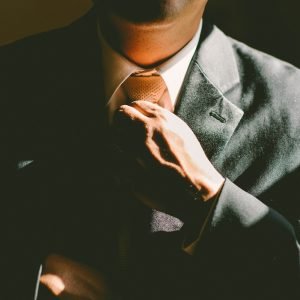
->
<box><xmin>131</xmin><ymin>100</ymin><xmax>161</xmax><ymax>117</ymax></box>
<box><xmin>40</xmin><ymin>274</ymin><xmax>65</xmax><ymax>296</ymax></box>
<box><xmin>118</xmin><ymin>103</ymin><xmax>148</xmax><ymax>123</ymax></box>
<box><xmin>40</xmin><ymin>254</ymin><xmax>111</xmax><ymax>300</ymax></box>
<box><xmin>132</xmin><ymin>100</ymin><xmax>162</xmax><ymax>111</ymax></box>
<box><xmin>118</xmin><ymin>100</ymin><xmax>167</xmax><ymax>121</ymax></box>
<box><xmin>113</xmin><ymin>104</ymin><xmax>148</xmax><ymax>148</ymax></box>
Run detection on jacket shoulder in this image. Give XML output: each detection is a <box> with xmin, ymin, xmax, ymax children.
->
<box><xmin>229</xmin><ymin>37</ymin><xmax>300</xmax><ymax>140</ymax></box>
<box><xmin>0</xmin><ymin>8</ymin><xmax>99</xmax><ymax>109</ymax></box>
<box><xmin>0</xmin><ymin>8</ymin><xmax>97</xmax><ymax>75</ymax></box>
<box><xmin>0</xmin><ymin>9</ymin><xmax>100</xmax><ymax>158</ymax></box>
<box><xmin>230</xmin><ymin>37</ymin><xmax>300</xmax><ymax>86</ymax></box>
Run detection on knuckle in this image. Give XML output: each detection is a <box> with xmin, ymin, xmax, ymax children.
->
<box><xmin>156</xmin><ymin>109</ymin><xmax>166</xmax><ymax>121</ymax></box>
<box><xmin>154</xmin><ymin>122</ymin><xmax>165</xmax><ymax>137</ymax></box>
<box><xmin>144</xmin><ymin>120</ymin><xmax>153</xmax><ymax>133</ymax></box>
<box><xmin>145</xmin><ymin>136</ymin><xmax>153</xmax><ymax>149</ymax></box>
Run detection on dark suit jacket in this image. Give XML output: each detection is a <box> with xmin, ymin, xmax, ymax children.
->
<box><xmin>0</xmin><ymin>9</ymin><xmax>299</xmax><ymax>300</ymax></box>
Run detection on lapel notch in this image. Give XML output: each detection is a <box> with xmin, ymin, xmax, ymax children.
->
<box><xmin>176</xmin><ymin>23</ymin><xmax>244</xmax><ymax>165</ymax></box>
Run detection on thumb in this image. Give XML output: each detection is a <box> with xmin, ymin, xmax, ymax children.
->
<box><xmin>40</xmin><ymin>273</ymin><xmax>65</xmax><ymax>297</ymax></box>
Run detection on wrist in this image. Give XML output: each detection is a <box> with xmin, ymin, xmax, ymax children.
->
<box><xmin>178</xmin><ymin>193</ymin><xmax>216</xmax><ymax>224</ymax></box>
<box><xmin>188</xmin><ymin>172</ymin><xmax>225</xmax><ymax>202</ymax></box>
<box><xmin>202</xmin><ymin>175</ymin><xmax>225</xmax><ymax>202</ymax></box>
<box><xmin>172</xmin><ymin>172</ymin><xmax>224</xmax><ymax>222</ymax></box>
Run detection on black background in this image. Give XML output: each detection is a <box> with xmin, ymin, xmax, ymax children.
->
<box><xmin>206</xmin><ymin>0</ymin><xmax>300</xmax><ymax>67</ymax></box>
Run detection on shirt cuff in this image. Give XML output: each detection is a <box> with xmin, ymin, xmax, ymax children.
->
<box><xmin>181</xmin><ymin>184</ymin><xmax>223</xmax><ymax>255</ymax></box>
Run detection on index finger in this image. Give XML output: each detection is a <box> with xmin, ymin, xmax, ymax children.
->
<box><xmin>118</xmin><ymin>104</ymin><xmax>149</xmax><ymax>123</ymax></box>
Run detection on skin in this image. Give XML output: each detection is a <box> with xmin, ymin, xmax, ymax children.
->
<box><xmin>98</xmin><ymin>0</ymin><xmax>208</xmax><ymax>67</ymax></box>
<box><xmin>41</xmin><ymin>1</ymin><xmax>226</xmax><ymax>299</ymax></box>
<box><xmin>40</xmin><ymin>254</ymin><xmax>112</xmax><ymax>300</ymax></box>
<box><xmin>112</xmin><ymin>100</ymin><xmax>224</xmax><ymax>221</ymax></box>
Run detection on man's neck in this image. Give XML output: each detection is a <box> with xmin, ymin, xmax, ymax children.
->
<box><xmin>98</xmin><ymin>2</ymin><xmax>205</xmax><ymax>68</ymax></box>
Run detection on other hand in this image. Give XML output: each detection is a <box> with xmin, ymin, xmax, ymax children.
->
<box><xmin>40</xmin><ymin>254</ymin><xmax>114</xmax><ymax>300</ymax></box>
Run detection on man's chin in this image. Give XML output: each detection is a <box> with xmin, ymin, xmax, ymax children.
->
<box><xmin>96</xmin><ymin>0</ymin><xmax>190</xmax><ymax>24</ymax></box>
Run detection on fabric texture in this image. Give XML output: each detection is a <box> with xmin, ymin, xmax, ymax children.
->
<box><xmin>0</xmin><ymin>8</ymin><xmax>299</xmax><ymax>300</ymax></box>
<box><xmin>122</xmin><ymin>70</ymin><xmax>167</xmax><ymax>103</ymax></box>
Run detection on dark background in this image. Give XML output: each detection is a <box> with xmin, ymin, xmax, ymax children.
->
<box><xmin>206</xmin><ymin>0</ymin><xmax>300</xmax><ymax>67</ymax></box>
<box><xmin>0</xmin><ymin>0</ymin><xmax>299</xmax><ymax>67</ymax></box>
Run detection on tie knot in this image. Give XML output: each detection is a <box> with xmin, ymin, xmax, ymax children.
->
<box><xmin>122</xmin><ymin>70</ymin><xmax>167</xmax><ymax>103</ymax></box>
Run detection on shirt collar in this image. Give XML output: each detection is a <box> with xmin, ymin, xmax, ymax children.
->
<box><xmin>98</xmin><ymin>20</ymin><xmax>203</xmax><ymax>106</ymax></box>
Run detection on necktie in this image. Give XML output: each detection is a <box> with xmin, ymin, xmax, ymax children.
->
<box><xmin>118</xmin><ymin>70</ymin><xmax>171</xmax><ymax>281</ymax></box>
<box><xmin>122</xmin><ymin>70</ymin><xmax>171</xmax><ymax>109</ymax></box>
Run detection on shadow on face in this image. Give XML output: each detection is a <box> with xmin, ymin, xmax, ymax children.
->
<box><xmin>96</xmin><ymin>0</ymin><xmax>208</xmax><ymax>66</ymax></box>
<box><xmin>95</xmin><ymin>0</ymin><xmax>205</xmax><ymax>23</ymax></box>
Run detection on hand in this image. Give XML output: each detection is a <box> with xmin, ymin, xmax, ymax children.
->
<box><xmin>40</xmin><ymin>254</ymin><xmax>114</xmax><ymax>300</ymax></box>
<box><xmin>112</xmin><ymin>100</ymin><xmax>225</xmax><ymax>220</ymax></box>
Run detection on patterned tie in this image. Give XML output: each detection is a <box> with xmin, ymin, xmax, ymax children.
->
<box><xmin>122</xmin><ymin>69</ymin><xmax>169</xmax><ymax>104</ymax></box>
<box><xmin>118</xmin><ymin>71</ymin><xmax>172</xmax><ymax>280</ymax></box>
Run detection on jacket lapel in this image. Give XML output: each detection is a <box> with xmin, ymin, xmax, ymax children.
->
<box><xmin>152</xmin><ymin>23</ymin><xmax>245</xmax><ymax>233</ymax></box>
<box><xmin>176</xmin><ymin>24</ymin><xmax>244</xmax><ymax>166</ymax></box>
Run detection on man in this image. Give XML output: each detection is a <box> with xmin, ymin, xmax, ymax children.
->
<box><xmin>0</xmin><ymin>0</ymin><xmax>299</xmax><ymax>299</ymax></box>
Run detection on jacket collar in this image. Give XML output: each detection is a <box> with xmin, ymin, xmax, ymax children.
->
<box><xmin>195</xmin><ymin>22</ymin><xmax>240</xmax><ymax>95</ymax></box>
<box><xmin>175</xmin><ymin>22</ymin><xmax>244</xmax><ymax>167</ymax></box>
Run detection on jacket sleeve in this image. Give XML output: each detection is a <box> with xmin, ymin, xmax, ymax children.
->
<box><xmin>182</xmin><ymin>178</ymin><xmax>300</xmax><ymax>299</ymax></box>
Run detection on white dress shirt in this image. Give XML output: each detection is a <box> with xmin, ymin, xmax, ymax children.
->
<box><xmin>98</xmin><ymin>20</ymin><xmax>203</xmax><ymax>122</ymax></box>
